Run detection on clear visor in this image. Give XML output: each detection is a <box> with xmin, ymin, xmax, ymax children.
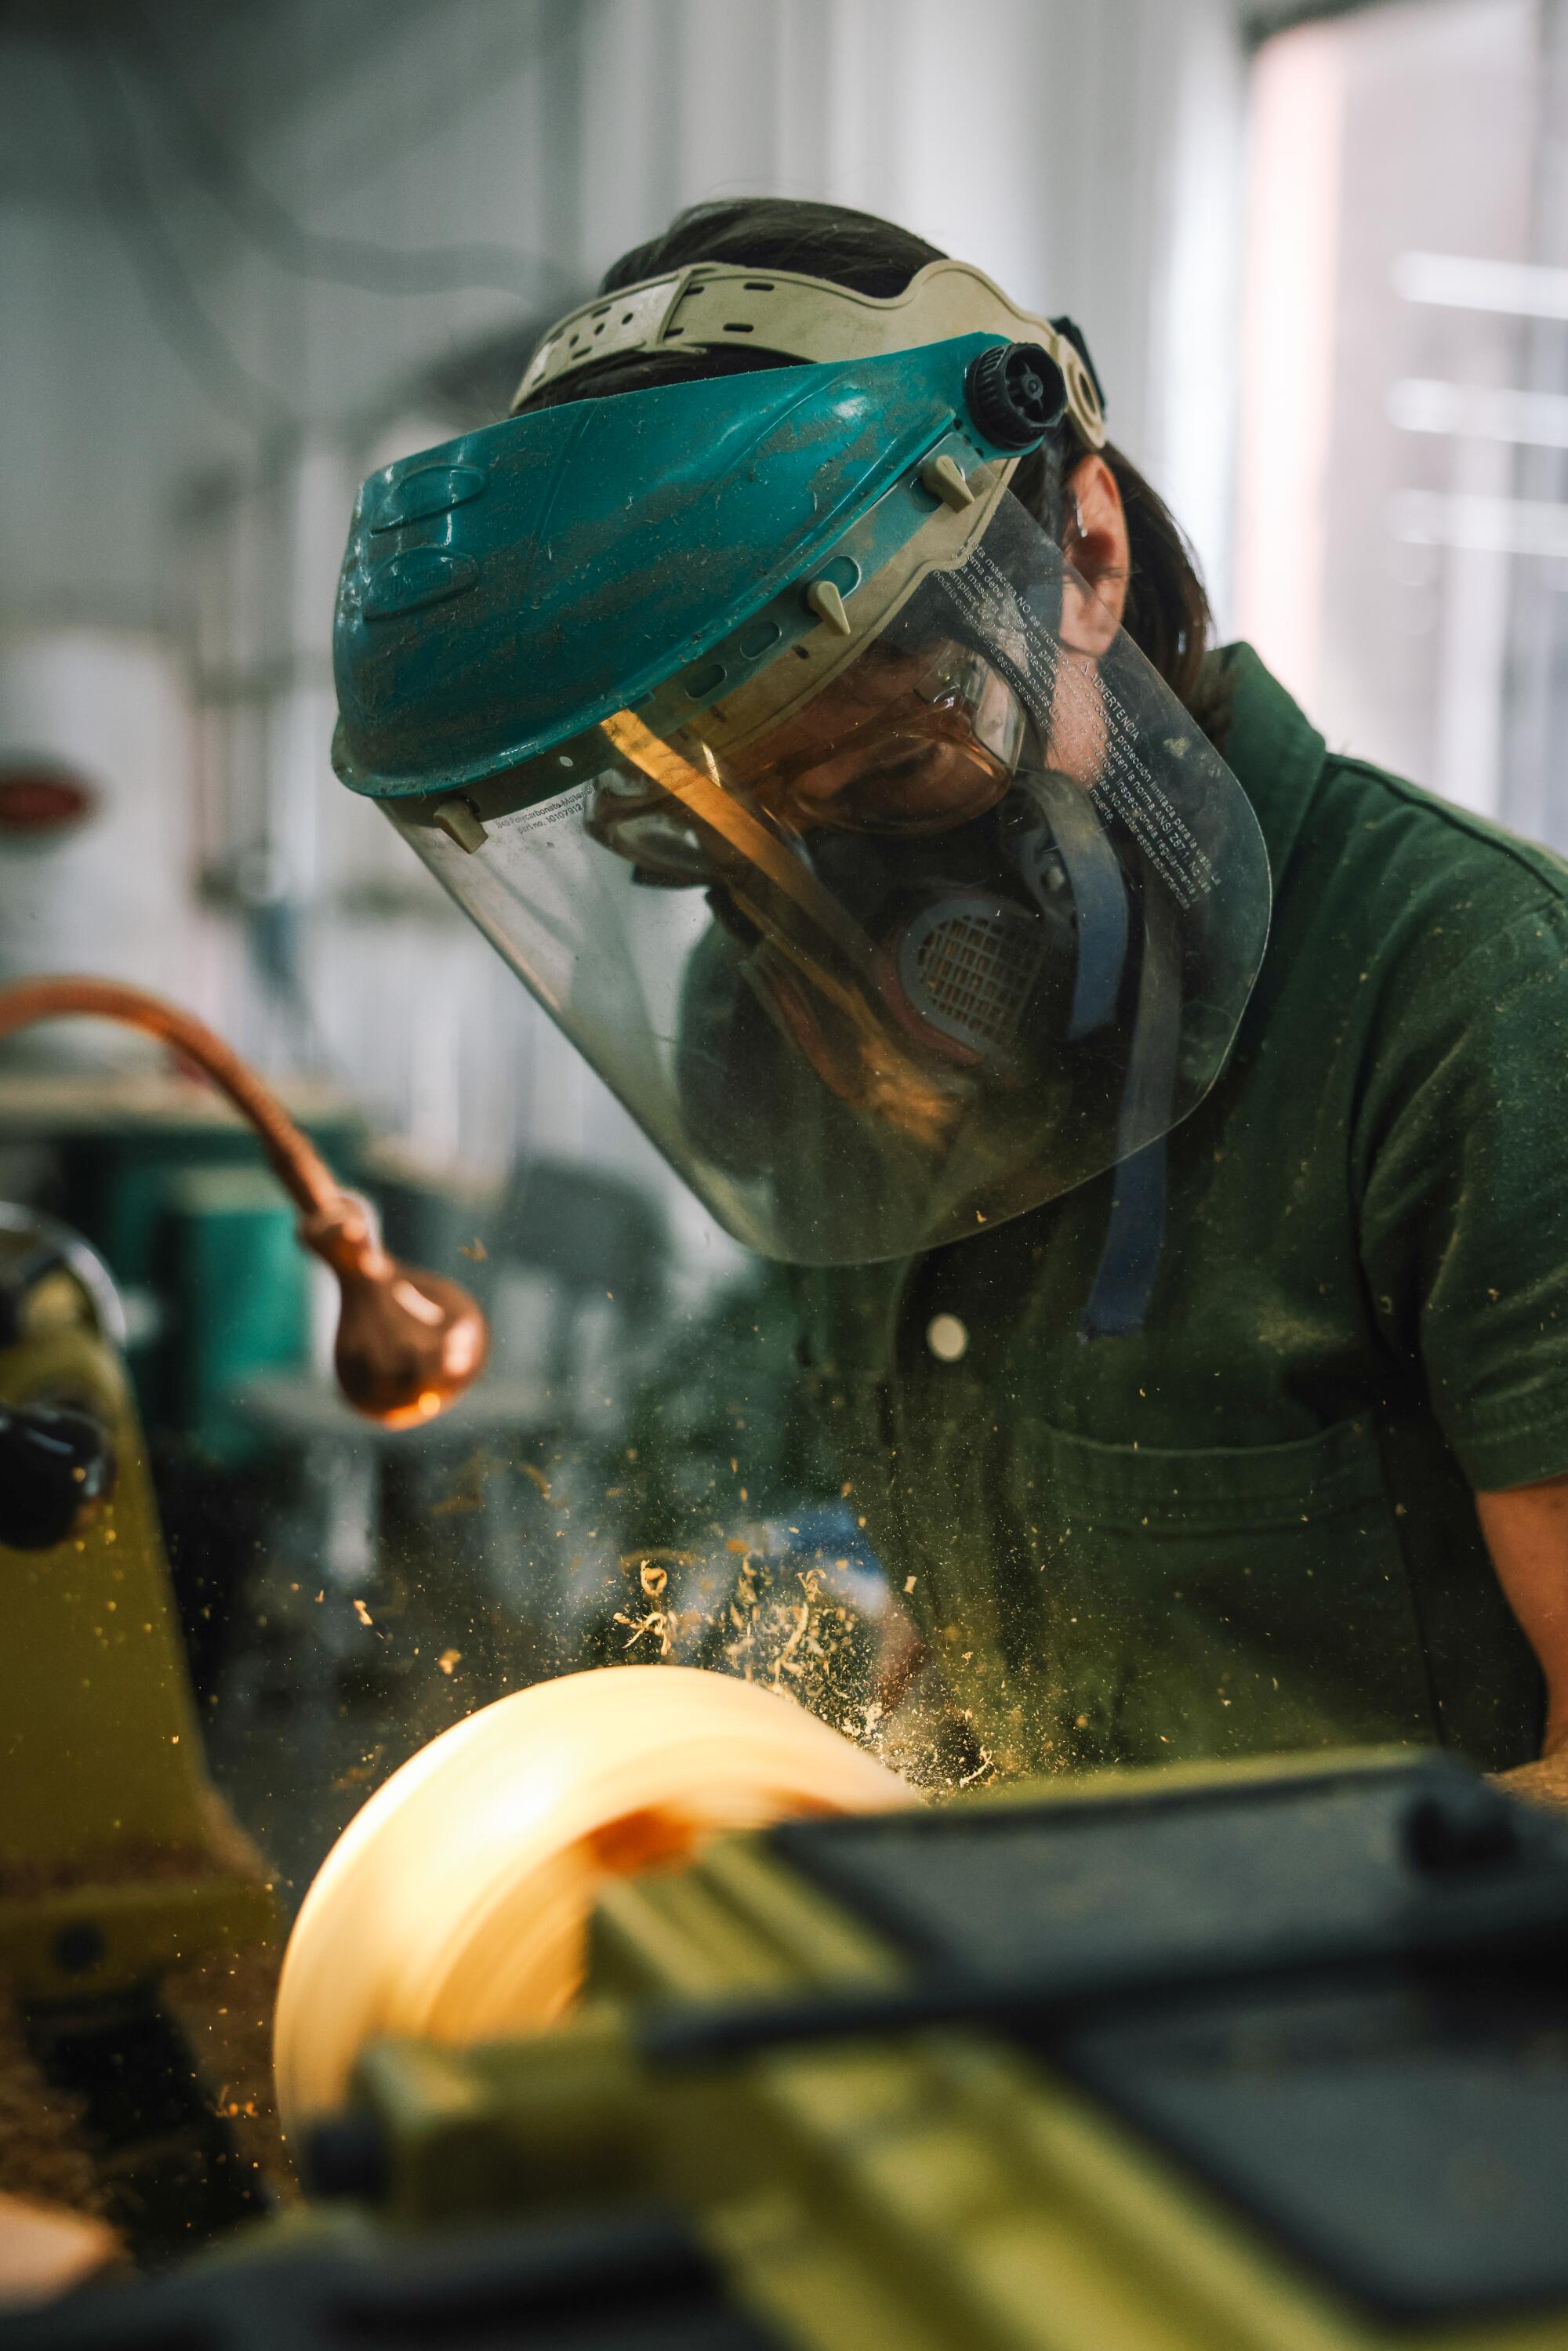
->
<box><xmin>389</xmin><ymin>487</ymin><xmax>1270</xmax><ymax>1264</ymax></box>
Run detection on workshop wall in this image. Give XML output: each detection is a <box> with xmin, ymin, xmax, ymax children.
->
<box><xmin>0</xmin><ymin>627</ymin><xmax>191</xmax><ymax>1018</ymax></box>
<box><xmin>0</xmin><ymin>0</ymin><xmax>1253</xmax><ymax>1271</ymax></box>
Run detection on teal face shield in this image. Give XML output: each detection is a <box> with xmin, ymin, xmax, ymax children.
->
<box><xmin>333</xmin><ymin>334</ymin><xmax>1270</xmax><ymax>1266</ymax></box>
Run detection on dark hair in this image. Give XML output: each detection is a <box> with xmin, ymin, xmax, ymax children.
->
<box><xmin>518</xmin><ymin>198</ymin><xmax>1222</xmax><ymax>729</ymax></box>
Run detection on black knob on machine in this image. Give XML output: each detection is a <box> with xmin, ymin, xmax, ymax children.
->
<box><xmin>0</xmin><ymin>1401</ymin><xmax>116</xmax><ymax>1551</ymax></box>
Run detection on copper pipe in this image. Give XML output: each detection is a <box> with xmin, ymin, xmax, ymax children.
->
<box><xmin>0</xmin><ymin>977</ymin><xmax>488</xmax><ymax>1427</ymax></box>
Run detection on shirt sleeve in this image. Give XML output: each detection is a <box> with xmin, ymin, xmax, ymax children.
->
<box><xmin>1357</xmin><ymin>894</ymin><xmax>1568</xmax><ymax>1491</ymax></box>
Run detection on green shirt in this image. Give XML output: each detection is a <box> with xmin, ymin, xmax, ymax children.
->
<box><xmin>796</xmin><ymin>644</ymin><xmax>1568</xmax><ymax>1778</ymax></box>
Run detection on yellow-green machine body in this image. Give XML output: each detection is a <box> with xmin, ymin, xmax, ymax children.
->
<box><xmin>0</xmin><ymin>1213</ymin><xmax>1563</xmax><ymax>2351</ymax></box>
<box><xmin>262</xmin><ymin>1748</ymin><xmax>1568</xmax><ymax>2351</ymax></box>
<box><xmin>0</xmin><ymin>1210</ymin><xmax>271</xmax><ymax>2001</ymax></box>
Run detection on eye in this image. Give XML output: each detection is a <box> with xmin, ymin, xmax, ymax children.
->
<box><xmin>861</xmin><ymin>747</ymin><xmax>934</xmax><ymax>785</ymax></box>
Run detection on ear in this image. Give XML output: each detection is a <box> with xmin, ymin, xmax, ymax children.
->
<box><xmin>1061</xmin><ymin>452</ymin><xmax>1129</xmax><ymax>653</ymax></box>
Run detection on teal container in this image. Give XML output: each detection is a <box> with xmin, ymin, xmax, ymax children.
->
<box><xmin>157</xmin><ymin>1164</ymin><xmax>311</xmax><ymax>1463</ymax></box>
<box><xmin>53</xmin><ymin>1104</ymin><xmax>361</xmax><ymax>1439</ymax></box>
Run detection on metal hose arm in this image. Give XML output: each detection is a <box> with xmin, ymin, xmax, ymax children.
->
<box><xmin>0</xmin><ymin>977</ymin><xmax>488</xmax><ymax>1426</ymax></box>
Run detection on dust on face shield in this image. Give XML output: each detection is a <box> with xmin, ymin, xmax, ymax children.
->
<box><xmin>383</xmin><ymin>483</ymin><xmax>1269</xmax><ymax>1265</ymax></box>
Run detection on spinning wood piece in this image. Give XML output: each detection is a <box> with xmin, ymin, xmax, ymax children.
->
<box><xmin>273</xmin><ymin>1666</ymin><xmax>913</xmax><ymax>2130</ymax></box>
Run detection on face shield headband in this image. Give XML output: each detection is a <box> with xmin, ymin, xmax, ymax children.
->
<box><xmin>511</xmin><ymin>256</ymin><xmax>1109</xmax><ymax>454</ymax></box>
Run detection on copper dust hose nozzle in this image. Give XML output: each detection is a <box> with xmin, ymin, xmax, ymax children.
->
<box><xmin>0</xmin><ymin>977</ymin><xmax>488</xmax><ymax>1426</ymax></box>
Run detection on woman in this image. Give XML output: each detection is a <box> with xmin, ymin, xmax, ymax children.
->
<box><xmin>343</xmin><ymin>198</ymin><xmax>1568</xmax><ymax>1787</ymax></box>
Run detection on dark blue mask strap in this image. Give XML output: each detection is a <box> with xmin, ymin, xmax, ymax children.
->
<box><xmin>1013</xmin><ymin>770</ymin><xmax>1130</xmax><ymax>1041</ymax></box>
<box><xmin>1078</xmin><ymin>1134</ymin><xmax>1169</xmax><ymax>1341</ymax></box>
<box><xmin>1079</xmin><ymin>902</ymin><xmax>1181</xmax><ymax>1341</ymax></box>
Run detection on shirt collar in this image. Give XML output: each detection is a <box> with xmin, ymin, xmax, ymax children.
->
<box><xmin>1207</xmin><ymin>641</ymin><xmax>1327</xmax><ymax>891</ymax></box>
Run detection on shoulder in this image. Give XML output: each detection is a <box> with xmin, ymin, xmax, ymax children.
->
<box><xmin>1210</xmin><ymin>644</ymin><xmax>1568</xmax><ymax>1059</ymax></box>
<box><xmin>1298</xmin><ymin>755</ymin><xmax>1568</xmax><ymax>1000</ymax></box>
<box><xmin>1309</xmin><ymin>753</ymin><xmax>1568</xmax><ymax>908</ymax></box>
<box><xmin>1213</xmin><ymin>644</ymin><xmax>1568</xmax><ymax>948</ymax></box>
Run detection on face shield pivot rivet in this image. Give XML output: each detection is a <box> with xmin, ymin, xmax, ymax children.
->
<box><xmin>965</xmin><ymin>340</ymin><xmax>1068</xmax><ymax>451</ymax></box>
<box><xmin>804</xmin><ymin>578</ymin><xmax>854</xmax><ymax>637</ymax></box>
<box><xmin>919</xmin><ymin>454</ymin><xmax>977</xmax><ymax>512</ymax></box>
<box><xmin>433</xmin><ymin>796</ymin><xmax>487</xmax><ymax>853</ymax></box>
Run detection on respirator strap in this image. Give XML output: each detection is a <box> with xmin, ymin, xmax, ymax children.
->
<box><xmin>1078</xmin><ymin>897</ymin><xmax>1181</xmax><ymax>1341</ymax></box>
<box><xmin>1022</xmin><ymin>772</ymin><xmax>1131</xmax><ymax>1041</ymax></box>
<box><xmin>1078</xmin><ymin>1136</ymin><xmax>1169</xmax><ymax>1343</ymax></box>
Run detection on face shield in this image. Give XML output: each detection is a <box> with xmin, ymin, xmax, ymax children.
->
<box><xmin>376</xmin><ymin>475</ymin><xmax>1268</xmax><ymax>1264</ymax></box>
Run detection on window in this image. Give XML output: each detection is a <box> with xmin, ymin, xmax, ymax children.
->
<box><xmin>1235</xmin><ymin>0</ymin><xmax>1568</xmax><ymax>838</ymax></box>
